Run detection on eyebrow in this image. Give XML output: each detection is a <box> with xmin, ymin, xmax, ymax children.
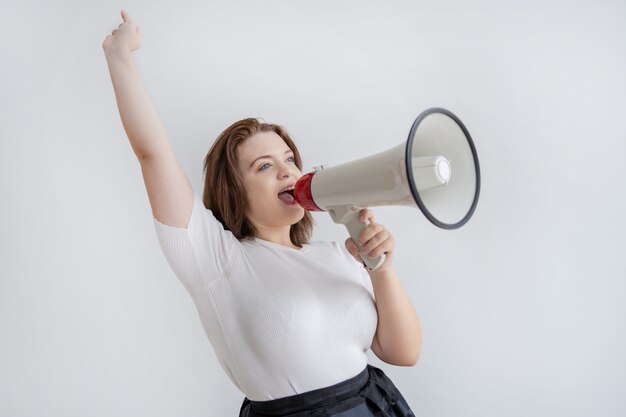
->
<box><xmin>249</xmin><ymin>149</ymin><xmax>293</xmax><ymax>169</ymax></box>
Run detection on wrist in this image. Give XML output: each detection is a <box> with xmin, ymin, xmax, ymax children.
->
<box><xmin>367</xmin><ymin>266</ymin><xmax>396</xmax><ymax>278</ymax></box>
<box><xmin>104</xmin><ymin>44</ymin><xmax>132</xmax><ymax>61</ymax></box>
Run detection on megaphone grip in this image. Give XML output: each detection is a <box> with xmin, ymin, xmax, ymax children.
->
<box><xmin>327</xmin><ymin>205</ymin><xmax>387</xmax><ymax>271</ymax></box>
<box><xmin>346</xmin><ymin>217</ymin><xmax>387</xmax><ymax>272</ymax></box>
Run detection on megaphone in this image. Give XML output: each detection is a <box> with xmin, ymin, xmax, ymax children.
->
<box><xmin>294</xmin><ymin>107</ymin><xmax>481</xmax><ymax>271</ymax></box>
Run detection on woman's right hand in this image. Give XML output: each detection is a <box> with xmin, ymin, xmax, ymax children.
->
<box><xmin>102</xmin><ymin>10</ymin><xmax>142</xmax><ymax>54</ymax></box>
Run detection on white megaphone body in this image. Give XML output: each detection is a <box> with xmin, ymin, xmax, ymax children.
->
<box><xmin>293</xmin><ymin>107</ymin><xmax>481</xmax><ymax>271</ymax></box>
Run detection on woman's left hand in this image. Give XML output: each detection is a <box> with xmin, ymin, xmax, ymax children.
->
<box><xmin>345</xmin><ymin>208</ymin><xmax>395</xmax><ymax>272</ymax></box>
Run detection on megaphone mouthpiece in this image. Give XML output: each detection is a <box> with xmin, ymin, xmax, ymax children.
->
<box><xmin>293</xmin><ymin>172</ymin><xmax>323</xmax><ymax>212</ymax></box>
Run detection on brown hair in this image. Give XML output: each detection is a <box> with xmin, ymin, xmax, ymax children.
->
<box><xmin>202</xmin><ymin>118</ymin><xmax>314</xmax><ymax>245</ymax></box>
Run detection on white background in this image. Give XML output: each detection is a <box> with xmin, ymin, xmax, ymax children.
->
<box><xmin>1</xmin><ymin>0</ymin><xmax>625</xmax><ymax>416</ymax></box>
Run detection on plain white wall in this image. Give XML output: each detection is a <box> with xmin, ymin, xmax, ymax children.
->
<box><xmin>1</xmin><ymin>0</ymin><xmax>625</xmax><ymax>416</ymax></box>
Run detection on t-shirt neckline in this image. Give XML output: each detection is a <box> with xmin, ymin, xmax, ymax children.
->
<box><xmin>254</xmin><ymin>237</ymin><xmax>310</xmax><ymax>253</ymax></box>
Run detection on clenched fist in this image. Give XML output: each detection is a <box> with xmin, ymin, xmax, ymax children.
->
<box><xmin>102</xmin><ymin>10</ymin><xmax>142</xmax><ymax>54</ymax></box>
<box><xmin>345</xmin><ymin>208</ymin><xmax>396</xmax><ymax>273</ymax></box>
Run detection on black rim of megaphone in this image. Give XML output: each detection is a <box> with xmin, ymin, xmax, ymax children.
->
<box><xmin>405</xmin><ymin>107</ymin><xmax>481</xmax><ymax>230</ymax></box>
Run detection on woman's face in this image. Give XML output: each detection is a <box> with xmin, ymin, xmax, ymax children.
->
<box><xmin>237</xmin><ymin>131</ymin><xmax>305</xmax><ymax>230</ymax></box>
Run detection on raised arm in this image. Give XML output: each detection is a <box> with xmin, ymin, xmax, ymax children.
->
<box><xmin>103</xmin><ymin>10</ymin><xmax>193</xmax><ymax>228</ymax></box>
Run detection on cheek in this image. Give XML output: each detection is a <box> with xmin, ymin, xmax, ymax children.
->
<box><xmin>246</xmin><ymin>181</ymin><xmax>275</xmax><ymax>205</ymax></box>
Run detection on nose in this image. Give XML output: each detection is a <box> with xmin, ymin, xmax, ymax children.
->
<box><xmin>277</xmin><ymin>160</ymin><xmax>298</xmax><ymax>178</ymax></box>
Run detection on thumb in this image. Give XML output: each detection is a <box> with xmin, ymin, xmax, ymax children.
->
<box><xmin>121</xmin><ymin>9</ymin><xmax>132</xmax><ymax>22</ymax></box>
<box><xmin>345</xmin><ymin>238</ymin><xmax>362</xmax><ymax>260</ymax></box>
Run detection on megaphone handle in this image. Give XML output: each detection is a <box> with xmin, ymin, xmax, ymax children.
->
<box><xmin>327</xmin><ymin>206</ymin><xmax>387</xmax><ymax>271</ymax></box>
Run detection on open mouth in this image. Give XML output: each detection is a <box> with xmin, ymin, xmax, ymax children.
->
<box><xmin>278</xmin><ymin>189</ymin><xmax>296</xmax><ymax>204</ymax></box>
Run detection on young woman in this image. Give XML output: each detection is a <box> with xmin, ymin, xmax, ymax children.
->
<box><xmin>103</xmin><ymin>10</ymin><xmax>422</xmax><ymax>417</ymax></box>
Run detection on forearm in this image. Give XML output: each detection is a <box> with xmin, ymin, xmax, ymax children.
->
<box><xmin>369</xmin><ymin>267</ymin><xmax>423</xmax><ymax>365</ymax></box>
<box><xmin>104</xmin><ymin>47</ymin><xmax>171</xmax><ymax>161</ymax></box>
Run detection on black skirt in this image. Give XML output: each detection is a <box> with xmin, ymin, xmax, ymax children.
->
<box><xmin>239</xmin><ymin>364</ymin><xmax>415</xmax><ymax>417</ymax></box>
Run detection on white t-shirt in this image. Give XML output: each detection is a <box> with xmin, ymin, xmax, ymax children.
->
<box><xmin>152</xmin><ymin>191</ymin><xmax>378</xmax><ymax>401</ymax></box>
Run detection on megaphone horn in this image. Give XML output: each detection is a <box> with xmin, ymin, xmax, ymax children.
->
<box><xmin>294</xmin><ymin>107</ymin><xmax>481</xmax><ymax>271</ymax></box>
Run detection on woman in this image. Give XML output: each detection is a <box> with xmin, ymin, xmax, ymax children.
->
<box><xmin>103</xmin><ymin>10</ymin><xmax>422</xmax><ymax>417</ymax></box>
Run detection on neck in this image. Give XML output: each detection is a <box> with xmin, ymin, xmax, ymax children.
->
<box><xmin>255</xmin><ymin>226</ymin><xmax>300</xmax><ymax>249</ymax></box>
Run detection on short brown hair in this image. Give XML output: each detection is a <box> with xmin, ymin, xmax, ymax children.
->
<box><xmin>202</xmin><ymin>118</ymin><xmax>314</xmax><ymax>245</ymax></box>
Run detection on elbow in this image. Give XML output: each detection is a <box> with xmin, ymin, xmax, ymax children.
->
<box><xmin>402</xmin><ymin>350</ymin><xmax>421</xmax><ymax>367</ymax></box>
<box><xmin>136</xmin><ymin>149</ymin><xmax>152</xmax><ymax>164</ymax></box>
<box><xmin>401</xmin><ymin>355</ymin><xmax>419</xmax><ymax>367</ymax></box>
<box><xmin>387</xmin><ymin>351</ymin><xmax>420</xmax><ymax>367</ymax></box>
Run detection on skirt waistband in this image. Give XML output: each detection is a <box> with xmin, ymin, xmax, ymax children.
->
<box><xmin>247</xmin><ymin>366</ymin><xmax>370</xmax><ymax>416</ymax></box>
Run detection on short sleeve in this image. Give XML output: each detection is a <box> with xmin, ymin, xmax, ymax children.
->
<box><xmin>152</xmin><ymin>191</ymin><xmax>241</xmax><ymax>290</ymax></box>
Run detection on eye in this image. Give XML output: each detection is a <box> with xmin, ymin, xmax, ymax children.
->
<box><xmin>259</xmin><ymin>163</ymin><xmax>271</xmax><ymax>171</ymax></box>
<box><xmin>287</xmin><ymin>156</ymin><xmax>295</xmax><ymax>163</ymax></box>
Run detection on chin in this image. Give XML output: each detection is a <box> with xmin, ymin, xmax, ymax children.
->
<box><xmin>289</xmin><ymin>206</ymin><xmax>306</xmax><ymax>224</ymax></box>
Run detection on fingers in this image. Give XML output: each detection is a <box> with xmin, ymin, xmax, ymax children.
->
<box><xmin>359</xmin><ymin>208</ymin><xmax>376</xmax><ymax>224</ymax></box>
<box><xmin>354</xmin><ymin>208</ymin><xmax>395</xmax><ymax>257</ymax></box>
<box><xmin>348</xmin><ymin>229</ymin><xmax>393</xmax><ymax>260</ymax></box>
<box><xmin>113</xmin><ymin>10</ymin><xmax>140</xmax><ymax>37</ymax></box>
<box><xmin>358</xmin><ymin>222</ymin><xmax>385</xmax><ymax>246</ymax></box>
<box><xmin>361</xmin><ymin>230</ymin><xmax>392</xmax><ymax>257</ymax></box>
<box><xmin>356</xmin><ymin>208</ymin><xmax>379</xmax><ymax>244</ymax></box>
